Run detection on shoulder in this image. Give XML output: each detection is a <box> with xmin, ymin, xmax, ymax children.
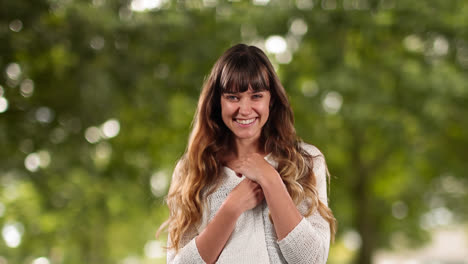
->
<box><xmin>171</xmin><ymin>157</ymin><xmax>187</xmax><ymax>182</ymax></box>
<box><xmin>299</xmin><ymin>142</ymin><xmax>328</xmax><ymax>177</ymax></box>
<box><xmin>299</xmin><ymin>142</ymin><xmax>325</xmax><ymax>158</ymax></box>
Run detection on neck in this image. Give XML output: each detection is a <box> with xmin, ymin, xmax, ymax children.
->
<box><xmin>233</xmin><ymin>136</ymin><xmax>263</xmax><ymax>158</ymax></box>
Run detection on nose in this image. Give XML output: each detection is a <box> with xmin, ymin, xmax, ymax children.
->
<box><xmin>238</xmin><ymin>98</ymin><xmax>252</xmax><ymax>116</ymax></box>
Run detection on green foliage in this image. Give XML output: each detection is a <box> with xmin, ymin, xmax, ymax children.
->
<box><xmin>1</xmin><ymin>0</ymin><xmax>467</xmax><ymax>263</ymax></box>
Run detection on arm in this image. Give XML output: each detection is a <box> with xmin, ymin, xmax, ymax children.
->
<box><xmin>274</xmin><ymin>154</ymin><xmax>331</xmax><ymax>264</ymax></box>
<box><xmin>166</xmin><ymin>200</ymin><xmax>239</xmax><ymax>264</ymax></box>
<box><xmin>227</xmin><ymin>155</ymin><xmax>305</xmax><ymax>240</ymax></box>
<box><xmin>167</xmin><ymin>179</ymin><xmax>264</xmax><ymax>264</ymax></box>
<box><xmin>167</xmin><ymin>232</ymin><xmax>204</xmax><ymax>264</ymax></box>
<box><xmin>258</xmin><ymin>170</ymin><xmax>303</xmax><ymax>240</ymax></box>
<box><xmin>197</xmin><ymin>178</ymin><xmax>264</xmax><ymax>263</ymax></box>
<box><xmin>228</xmin><ymin>146</ymin><xmax>331</xmax><ymax>263</ymax></box>
<box><xmin>195</xmin><ymin>194</ymin><xmax>242</xmax><ymax>263</ymax></box>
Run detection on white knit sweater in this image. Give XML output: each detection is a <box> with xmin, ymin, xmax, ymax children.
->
<box><xmin>167</xmin><ymin>143</ymin><xmax>331</xmax><ymax>264</ymax></box>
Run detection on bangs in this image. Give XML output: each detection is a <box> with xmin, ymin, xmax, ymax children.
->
<box><xmin>219</xmin><ymin>55</ymin><xmax>270</xmax><ymax>94</ymax></box>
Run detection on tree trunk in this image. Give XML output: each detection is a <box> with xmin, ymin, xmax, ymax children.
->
<box><xmin>354</xmin><ymin>171</ymin><xmax>374</xmax><ymax>264</ymax></box>
<box><xmin>350</xmin><ymin>128</ymin><xmax>375</xmax><ymax>264</ymax></box>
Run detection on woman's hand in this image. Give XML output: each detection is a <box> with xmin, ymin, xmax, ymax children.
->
<box><xmin>227</xmin><ymin>153</ymin><xmax>279</xmax><ymax>184</ymax></box>
<box><xmin>196</xmin><ymin>178</ymin><xmax>264</xmax><ymax>264</ymax></box>
<box><xmin>225</xmin><ymin>178</ymin><xmax>264</xmax><ymax>215</ymax></box>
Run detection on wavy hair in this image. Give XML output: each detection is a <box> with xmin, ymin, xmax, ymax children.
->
<box><xmin>160</xmin><ymin>44</ymin><xmax>336</xmax><ymax>251</ymax></box>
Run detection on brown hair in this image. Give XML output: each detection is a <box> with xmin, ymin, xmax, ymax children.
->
<box><xmin>160</xmin><ymin>44</ymin><xmax>336</xmax><ymax>251</ymax></box>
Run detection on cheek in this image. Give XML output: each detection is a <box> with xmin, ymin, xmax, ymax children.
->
<box><xmin>259</xmin><ymin>104</ymin><xmax>270</xmax><ymax>118</ymax></box>
<box><xmin>220</xmin><ymin>101</ymin><xmax>233</xmax><ymax>120</ymax></box>
<box><xmin>220</xmin><ymin>100</ymin><xmax>227</xmax><ymax>114</ymax></box>
<box><xmin>263</xmin><ymin>96</ymin><xmax>271</xmax><ymax>118</ymax></box>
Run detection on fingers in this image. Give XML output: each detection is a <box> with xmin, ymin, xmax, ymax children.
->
<box><xmin>240</xmin><ymin>179</ymin><xmax>262</xmax><ymax>191</ymax></box>
<box><xmin>255</xmin><ymin>188</ymin><xmax>264</xmax><ymax>197</ymax></box>
<box><xmin>228</xmin><ymin>159</ymin><xmax>243</xmax><ymax>169</ymax></box>
<box><xmin>243</xmin><ymin>178</ymin><xmax>254</xmax><ymax>185</ymax></box>
<box><xmin>231</xmin><ymin>179</ymin><xmax>264</xmax><ymax>211</ymax></box>
<box><xmin>245</xmin><ymin>178</ymin><xmax>261</xmax><ymax>189</ymax></box>
<box><xmin>255</xmin><ymin>189</ymin><xmax>264</xmax><ymax>204</ymax></box>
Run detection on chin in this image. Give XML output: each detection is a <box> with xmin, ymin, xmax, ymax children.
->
<box><xmin>233</xmin><ymin>132</ymin><xmax>260</xmax><ymax>140</ymax></box>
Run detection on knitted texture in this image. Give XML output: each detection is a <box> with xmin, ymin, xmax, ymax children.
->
<box><xmin>167</xmin><ymin>143</ymin><xmax>331</xmax><ymax>264</ymax></box>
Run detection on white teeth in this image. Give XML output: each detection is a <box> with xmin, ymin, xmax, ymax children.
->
<box><xmin>236</xmin><ymin>118</ymin><xmax>256</xmax><ymax>125</ymax></box>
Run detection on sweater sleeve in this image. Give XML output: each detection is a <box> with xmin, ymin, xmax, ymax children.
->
<box><xmin>166</xmin><ymin>235</ymin><xmax>205</xmax><ymax>264</ymax></box>
<box><xmin>277</xmin><ymin>145</ymin><xmax>331</xmax><ymax>264</ymax></box>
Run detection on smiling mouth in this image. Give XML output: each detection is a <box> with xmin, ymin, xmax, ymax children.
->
<box><xmin>234</xmin><ymin>118</ymin><xmax>257</xmax><ymax>125</ymax></box>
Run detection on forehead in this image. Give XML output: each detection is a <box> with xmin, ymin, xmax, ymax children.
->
<box><xmin>219</xmin><ymin>62</ymin><xmax>270</xmax><ymax>94</ymax></box>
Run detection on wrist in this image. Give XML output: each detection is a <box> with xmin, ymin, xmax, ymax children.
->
<box><xmin>258</xmin><ymin>170</ymin><xmax>282</xmax><ymax>189</ymax></box>
<box><xmin>222</xmin><ymin>195</ymin><xmax>243</xmax><ymax>218</ymax></box>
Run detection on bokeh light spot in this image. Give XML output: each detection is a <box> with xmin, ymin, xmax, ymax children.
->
<box><xmin>6</xmin><ymin>63</ymin><xmax>21</xmax><ymax>80</ymax></box>
<box><xmin>295</xmin><ymin>0</ymin><xmax>314</xmax><ymax>10</ymax></box>
<box><xmin>440</xmin><ymin>174</ymin><xmax>466</xmax><ymax>195</ymax></box>
<box><xmin>92</xmin><ymin>0</ymin><xmax>105</xmax><ymax>7</ymax></box>
<box><xmin>202</xmin><ymin>0</ymin><xmax>218</xmax><ymax>8</ymax></box>
<box><xmin>290</xmin><ymin>18</ymin><xmax>308</xmax><ymax>36</ymax></box>
<box><xmin>102</xmin><ymin>119</ymin><xmax>120</xmax><ymax>138</ymax></box>
<box><xmin>144</xmin><ymin>240</ymin><xmax>164</xmax><ymax>258</ymax></box>
<box><xmin>38</xmin><ymin>150</ymin><xmax>51</xmax><ymax>169</ymax></box>
<box><xmin>20</xmin><ymin>79</ymin><xmax>35</xmax><ymax>97</ymax></box>
<box><xmin>0</xmin><ymin>97</ymin><xmax>8</xmax><ymax>113</ymax></box>
<box><xmin>276</xmin><ymin>50</ymin><xmax>292</xmax><ymax>64</ymax></box>
<box><xmin>25</xmin><ymin>153</ymin><xmax>41</xmax><ymax>172</ymax></box>
<box><xmin>2</xmin><ymin>222</ymin><xmax>24</xmax><ymax>248</ymax></box>
<box><xmin>85</xmin><ymin>126</ymin><xmax>102</xmax><ymax>144</ymax></box>
<box><xmin>342</xmin><ymin>229</ymin><xmax>362</xmax><ymax>251</ymax></box>
<box><xmin>301</xmin><ymin>80</ymin><xmax>319</xmax><ymax>97</ymax></box>
<box><xmin>23</xmin><ymin>151</ymin><xmax>51</xmax><ymax>172</ymax></box>
<box><xmin>253</xmin><ymin>0</ymin><xmax>269</xmax><ymax>6</ymax></box>
<box><xmin>150</xmin><ymin>171</ymin><xmax>168</xmax><ymax>197</ymax></box>
<box><xmin>36</xmin><ymin>107</ymin><xmax>55</xmax><ymax>124</ymax></box>
<box><xmin>392</xmin><ymin>201</ymin><xmax>408</xmax><ymax>220</ymax></box>
<box><xmin>265</xmin><ymin>36</ymin><xmax>287</xmax><ymax>54</ymax></box>
<box><xmin>322</xmin><ymin>91</ymin><xmax>343</xmax><ymax>114</ymax></box>
<box><xmin>131</xmin><ymin>0</ymin><xmax>165</xmax><ymax>11</ymax></box>
<box><xmin>122</xmin><ymin>255</ymin><xmax>141</xmax><ymax>264</ymax></box>
<box><xmin>403</xmin><ymin>35</ymin><xmax>424</xmax><ymax>53</ymax></box>
<box><xmin>420</xmin><ymin>207</ymin><xmax>453</xmax><ymax>230</ymax></box>
<box><xmin>432</xmin><ymin>36</ymin><xmax>449</xmax><ymax>56</ymax></box>
<box><xmin>32</xmin><ymin>257</ymin><xmax>50</xmax><ymax>264</ymax></box>
<box><xmin>9</xmin><ymin>19</ymin><xmax>23</xmax><ymax>32</ymax></box>
<box><xmin>90</xmin><ymin>36</ymin><xmax>105</xmax><ymax>50</ymax></box>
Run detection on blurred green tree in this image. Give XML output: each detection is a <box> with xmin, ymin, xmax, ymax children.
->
<box><xmin>0</xmin><ymin>0</ymin><xmax>467</xmax><ymax>263</ymax></box>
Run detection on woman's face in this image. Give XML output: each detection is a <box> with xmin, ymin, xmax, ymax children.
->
<box><xmin>220</xmin><ymin>88</ymin><xmax>271</xmax><ymax>141</ymax></box>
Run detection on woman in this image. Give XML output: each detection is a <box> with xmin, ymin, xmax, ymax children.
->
<box><xmin>162</xmin><ymin>44</ymin><xmax>336</xmax><ymax>263</ymax></box>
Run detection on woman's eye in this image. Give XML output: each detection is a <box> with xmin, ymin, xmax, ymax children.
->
<box><xmin>252</xmin><ymin>94</ymin><xmax>263</xmax><ymax>99</ymax></box>
<box><xmin>226</xmin><ymin>95</ymin><xmax>238</xmax><ymax>101</ymax></box>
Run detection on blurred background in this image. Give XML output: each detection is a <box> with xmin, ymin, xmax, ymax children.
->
<box><xmin>1</xmin><ymin>0</ymin><xmax>467</xmax><ymax>263</ymax></box>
